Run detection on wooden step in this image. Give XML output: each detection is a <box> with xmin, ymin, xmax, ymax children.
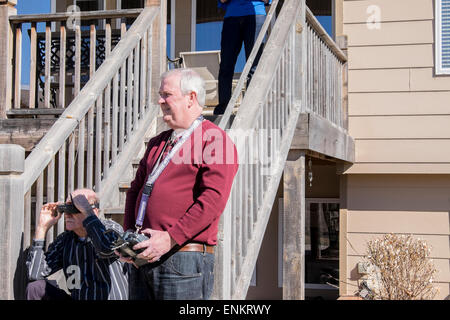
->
<box><xmin>103</xmin><ymin>207</ymin><xmax>125</xmax><ymax>226</ymax></box>
<box><xmin>6</xmin><ymin>108</ymin><xmax>65</xmax><ymax>118</ymax></box>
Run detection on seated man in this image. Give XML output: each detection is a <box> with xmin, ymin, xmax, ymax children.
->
<box><xmin>26</xmin><ymin>188</ymin><xmax>129</xmax><ymax>300</ymax></box>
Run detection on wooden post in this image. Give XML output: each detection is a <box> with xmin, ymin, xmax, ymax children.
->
<box><xmin>338</xmin><ymin>174</ymin><xmax>349</xmax><ymax>297</ymax></box>
<box><xmin>146</xmin><ymin>0</ymin><xmax>166</xmax><ymax>103</ymax></box>
<box><xmin>0</xmin><ymin>0</ymin><xmax>17</xmax><ymax>118</ymax></box>
<box><xmin>0</xmin><ymin>144</ymin><xmax>25</xmax><ymax>300</ymax></box>
<box><xmin>336</xmin><ymin>35</ymin><xmax>348</xmax><ymax>131</ymax></box>
<box><xmin>282</xmin><ymin>149</ymin><xmax>306</xmax><ymax>300</ymax></box>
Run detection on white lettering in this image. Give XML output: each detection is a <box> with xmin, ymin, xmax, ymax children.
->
<box><xmin>366</xmin><ymin>5</ymin><xmax>381</xmax><ymax>30</ymax></box>
<box><xmin>222</xmin><ymin>304</ymin><xmax>271</xmax><ymax>315</ymax></box>
<box><xmin>66</xmin><ymin>265</ymin><xmax>81</xmax><ymax>290</ymax></box>
<box><xmin>179</xmin><ymin>304</ymin><xmax>214</xmax><ymax>318</ymax></box>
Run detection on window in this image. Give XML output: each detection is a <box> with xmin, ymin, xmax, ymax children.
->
<box><xmin>436</xmin><ymin>0</ymin><xmax>450</xmax><ymax>74</ymax></box>
<box><xmin>74</xmin><ymin>0</ymin><xmax>102</xmax><ymax>29</ymax></box>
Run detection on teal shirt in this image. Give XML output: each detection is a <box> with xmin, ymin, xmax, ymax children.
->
<box><xmin>218</xmin><ymin>0</ymin><xmax>271</xmax><ymax>18</ymax></box>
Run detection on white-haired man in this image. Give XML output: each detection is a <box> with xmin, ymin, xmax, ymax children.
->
<box><xmin>123</xmin><ymin>68</ymin><xmax>239</xmax><ymax>300</ymax></box>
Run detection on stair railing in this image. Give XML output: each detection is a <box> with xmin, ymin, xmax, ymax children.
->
<box><xmin>213</xmin><ymin>0</ymin><xmax>307</xmax><ymax>300</ymax></box>
<box><xmin>19</xmin><ymin>5</ymin><xmax>159</xmax><ymax>253</ymax></box>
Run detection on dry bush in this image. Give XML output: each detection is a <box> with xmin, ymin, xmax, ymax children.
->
<box><xmin>358</xmin><ymin>234</ymin><xmax>438</xmax><ymax>300</ymax></box>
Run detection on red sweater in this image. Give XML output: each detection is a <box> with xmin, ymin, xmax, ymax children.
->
<box><xmin>124</xmin><ymin>120</ymin><xmax>238</xmax><ymax>246</ymax></box>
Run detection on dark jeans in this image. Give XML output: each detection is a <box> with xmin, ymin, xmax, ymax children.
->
<box><xmin>26</xmin><ymin>280</ymin><xmax>72</xmax><ymax>300</ymax></box>
<box><xmin>130</xmin><ymin>251</ymin><xmax>215</xmax><ymax>300</ymax></box>
<box><xmin>215</xmin><ymin>14</ymin><xmax>266</xmax><ymax>115</ymax></box>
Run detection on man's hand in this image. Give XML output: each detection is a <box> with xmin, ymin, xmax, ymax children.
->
<box><xmin>35</xmin><ymin>203</ymin><xmax>61</xmax><ymax>240</ymax></box>
<box><xmin>71</xmin><ymin>189</ymin><xmax>95</xmax><ymax>217</ymax></box>
<box><xmin>114</xmin><ymin>251</ymin><xmax>140</xmax><ymax>268</ymax></box>
<box><xmin>134</xmin><ymin>229</ymin><xmax>177</xmax><ymax>263</ymax></box>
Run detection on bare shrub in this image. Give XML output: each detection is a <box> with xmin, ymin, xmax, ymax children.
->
<box><xmin>358</xmin><ymin>234</ymin><xmax>438</xmax><ymax>300</ymax></box>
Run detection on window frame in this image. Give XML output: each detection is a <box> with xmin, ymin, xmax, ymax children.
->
<box><xmin>436</xmin><ymin>0</ymin><xmax>450</xmax><ymax>74</ymax></box>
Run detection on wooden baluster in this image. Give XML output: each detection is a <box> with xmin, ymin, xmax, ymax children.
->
<box><xmin>46</xmin><ymin>158</ymin><xmax>55</xmax><ymax>245</ymax></box>
<box><xmin>74</xmin><ymin>24</ymin><xmax>81</xmax><ymax>96</ymax></box>
<box><xmin>140</xmin><ymin>32</ymin><xmax>147</xmax><ymax>115</ymax></box>
<box><xmin>126</xmin><ymin>51</ymin><xmax>133</xmax><ymax>141</ymax></box>
<box><xmin>119</xmin><ymin>23</ymin><xmax>127</xmax><ymax>152</ymax></box>
<box><xmin>241</xmin><ymin>137</ymin><xmax>248</xmax><ymax>259</ymax></box>
<box><xmin>44</xmin><ymin>22</ymin><xmax>51</xmax><ymax>108</ymax></box>
<box><xmin>35</xmin><ymin>173</ymin><xmax>43</xmax><ymax>244</ymax></box>
<box><xmin>133</xmin><ymin>42</ymin><xmax>140</xmax><ymax>130</ymax></box>
<box><xmin>313</xmin><ymin>33</ymin><xmax>318</xmax><ymax>114</ymax></box>
<box><xmin>24</xmin><ymin>191</ymin><xmax>31</xmax><ymax>248</ymax></box>
<box><xmin>57</xmin><ymin>144</ymin><xmax>66</xmax><ymax>235</ymax></box>
<box><xmin>230</xmin><ymin>176</ymin><xmax>237</xmax><ymax>294</ymax></box>
<box><xmin>146</xmin><ymin>27</ymin><xmax>153</xmax><ymax>108</ymax></box>
<box><xmin>95</xmin><ymin>93</ymin><xmax>103</xmax><ymax>193</ymax></box>
<box><xmin>87</xmin><ymin>23</ymin><xmax>96</xmax><ymax>189</ymax></box>
<box><xmin>247</xmin><ymin>131</ymin><xmax>254</xmax><ymax>240</ymax></box>
<box><xmin>90</xmin><ymin>23</ymin><xmax>96</xmax><ymax>78</ymax></box>
<box><xmin>77</xmin><ymin>116</ymin><xmax>85</xmax><ymax>189</ymax></box>
<box><xmin>112</xmin><ymin>73</ymin><xmax>119</xmax><ymax>165</ymax></box>
<box><xmin>68</xmin><ymin>132</ymin><xmax>75</xmax><ymax>195</ymax></box>
<box><xmin>29</xmin><ymin>22</ymin><xmax>37</xmax><ymax>109</ymax></box>
<box><xmin>13</xmin><ymin>23</ymin><xmax>22</xmax><ymax>109</ymax></box>
<box><xmin>104</xmin><ymin>19</ymin><xmax>112</xmax><ymax>179</ymax></box>
<box><xmin>59</xmin><ymin>22</ymin><xmax>66</xmax><ymax>109</ymax></box>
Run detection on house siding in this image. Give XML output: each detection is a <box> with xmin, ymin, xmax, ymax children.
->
<box><xmin>341</xmin><ymin>0</ymin><xmax>450</xmax><ymax>299</ymax></box>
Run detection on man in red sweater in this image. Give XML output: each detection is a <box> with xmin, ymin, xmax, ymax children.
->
<box><xmin>122</xmin><ymin>68</ymin><xmax>238</xmax><ymax>300</ymax></box>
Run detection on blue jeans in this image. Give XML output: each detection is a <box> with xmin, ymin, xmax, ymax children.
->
<box><xmin>215</xmin><ymin>14</ymin><xmax>266</xmax><ymax>115</ymax></box>
<box><xmin>130</xmin><ymin>251</ymin><xmax>215</xmax><ymax>300</ymax></box>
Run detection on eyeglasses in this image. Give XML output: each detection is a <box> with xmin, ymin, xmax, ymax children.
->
<box><xmin>56</xmin><ymin>194</ymin><xmax>99</xmax><ymax>214</ymax></box>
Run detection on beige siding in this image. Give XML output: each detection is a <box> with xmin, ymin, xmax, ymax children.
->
<box><xmin>349</xmin><ymin>69</ymin><xmax>410</xmax><ymax>92</ymax></box>
<box><xmin>349</xmin><ymin>115</ymin><xmax>450</xmax><ymax>139</ymax></box>
<box><xmin>343</xmin><ymin>0</ymin><xmax>434</xmax><ymax>23</ymax></box>
<box><xmin>348</xmin><ymin>45</ymin><xmax>433</xmax><ymax>70</ymax></box>
<box><xmin>355</xmin><ymin>140</ymin><xmax>450</xmax><ymax>163</ymax></box>
<box><xmin>343</xmin><ymin>21</ymin><xmax>433</xmax><ymax>46</ymax></box>
<box><xmin>340</xmin><ymin>1</ymin><xmax>450</xmax><ymax>299</ymax></box>
<box><xmin>344</xmin><ymin>163</ymin><xmax>450</xmax><ymax>174</ymax></box>
<box><xmin>347</xmin><ymin>233</ymin><xmax>450</xmax><ymax>258</ymax></box>
<box><xmin>343</xmin><ymin>175</ymin><xmax>450</xmax><ymax>299</ymax></box>
<box><xmin>411</xmin><ymin>68</ymin><xmax>450</xmax><ymax>91</ymax></box>
<box><xmin>348</xmin><ymin>92</ymin><xmax>450</xmax><ymax>116</ymax></box>
<box><xmin>344</xmin><ymin>0</ymin><xmax>450</xmax><ymax>173</ymax></box>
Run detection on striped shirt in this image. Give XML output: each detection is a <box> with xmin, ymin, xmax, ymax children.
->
<box><xmin>26</xmin><ymin>215</ymin><xmax>129</xmax><ymax>300</ymax></box>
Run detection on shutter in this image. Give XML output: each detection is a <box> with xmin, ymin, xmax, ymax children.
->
<box><xmin>442</xmin><ymin>0</ymin><xmax>450</xmax><ymax>70</ymax></box>
<box><xmin>437</xmin><ymin>0</ymin><xmax>450</xmax><ymax>73</ymax></box>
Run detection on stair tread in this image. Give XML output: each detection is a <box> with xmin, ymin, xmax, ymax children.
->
<box><xmin>103</xmin><ymin>207</ymin><xmax>124</xmax><ymax>214</ymax></box>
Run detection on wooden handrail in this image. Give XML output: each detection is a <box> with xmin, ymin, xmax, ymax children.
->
<box><xmin>9</xmin><ymin>9</ymin><xmax>143</xmax><ymax>23</ymax></box>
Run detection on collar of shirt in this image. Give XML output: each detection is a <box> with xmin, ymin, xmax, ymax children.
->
<box><xmin>171</xmin><ymin>129</ymin><xmax>185</xmax><ymax>143</ymax></box>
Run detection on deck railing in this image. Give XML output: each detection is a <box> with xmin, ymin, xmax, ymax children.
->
<box><xmin>6</xmin><ymin>9</ymin><xmax>142</xmax><ymax>114</ymax></box>
<box><xmin>304</xmin><ymin>7</ymin><xmax>347</xmax><ymax>129</ymax></box>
